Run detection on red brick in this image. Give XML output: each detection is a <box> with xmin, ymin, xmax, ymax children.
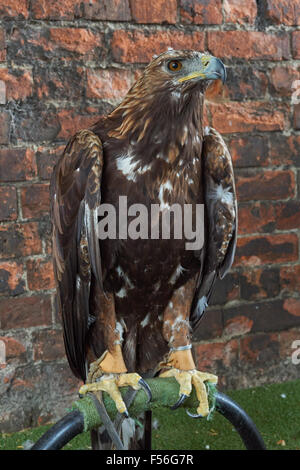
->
<box><xmin>235</xmin><ymin>233</ymin><xmax>298</xmax><ymax>266</ymax></box>
<box><xmin>20</xmin><ymin>184</ymin><xmax>50</xmax><ymax>219</ymax></box>
<box><xmin>209</xmin><ymin>102</ymin><xmax>287</xmax><ymax>134</ymax></box>
<box><xmin>0</xmin><ymin>68</ymin><xmax>33</xmax><ymax>102</ymax></box>
<box><xmin>57</xmin><ymin>109</ymin><xmax>101</xmax><ymax>140</ymax></box>
<box><xmin>240</xmin><ymin>333</ymin><xmax>280</xmax><ymax>365</ymax></box>
<box><xmin>132</xmin><ymin>0</ymin><xmax>177</xmax><ymax>23</ymax></box>
<box><xmin>264</xmin><ymin>0</ymin><xmax>300</xmax><ymax>25</ymax></box>
<box><xmin>229</xmin><ymin>135</ymin><xmax>269</xmax><ymax>168</ymax></box>
<box><xmin>87</xmin><ymin>69</ymin><xmax>134</xmax><ymax>100</ymax></box>
<box><xmin>0</xmin><ymin>0</ymin><xmax>29</xmax><ymax>18</ymax></box>
<box><xmin>223</xmin><ymin>0</ymin><xmax>257</xmax><ymax>24</ymax></box>
<box><xmin>294</xmin><ymin>104</ymin><xmax>300</xmax><ymax>130</ymax></box>
<box><xmin>280</xmin><ymin>265</ymin><xmax>300</xmax><ymax>293</ymax></box>
<box><xmin>31</xmin><ymin>0</ymin><xmax>81</xmax><ymax>20</ymax></box>
<box><xmin>283</xmin><ymin>299</ymin><xmax>300</xmax><ymax>317</ymax></box>
<box><xmin>0</xmin><ymin>295</ymin><xmax>51</xmax><ymax>330</ymax></box>
<box><xmin>239</xmin><ymin>266</ymin><xmax>280</xmax><ymax>300</ymax></box>
<box><xmin>195</xmin><ymin>339</ymin><xmax>239</xmax><ymax>370</ymax></box>
<box><xmin>27</xmin><ymin>258</ymin><xmax>55</xmax><ymax>291</ymax></box>
<box><xmin>274</xmin><ymin>201</ymin><xmax>300</xmax><ymax>231</ymax></box>
<box><xmin>0</xmin><ymin>336</ymin><xmax>27</xmax><ymax>365</ymax></box>
<box><xmin>0</xmin><ymin>186</ymin><xmax>17</xmax><ymax>221</ymax></box>
<box><xmin>207</xmin><ymin>31</ymin><xmax>290</xmax><ymax>60</ymax></box>
<box><xmin>0</xmin><ymin>222</ymin><xmax>42</xmax><ymax>259</ymax></box>
<box><xmin>269</xmin><ymin>134</ymin><xmax>300</xmax><ymax>167</ymax></box>
<box><xmin>111</xmin><ymin>30</ymin><xmax>205</xmax><ymax>63</ymax></box>
<box><xmin>33</xmin><ymin>329</ymin><xmax>65</xmax><ymax>361</ymax></box>
<box><xmin>0</xmin><ymin>112</ymin><xmax>11</xmax><ymax>144</ymax></box>
<box><xmin>292</xmin><ymin>32</ymin><xmax>300</xmax><ymax>59</ymax></box>
<box><xmin>235</xmin><ymin>170</ymin><xmax>295</xmax><ymax>202</ymax></box>
<box><xmin>36</xmin><ymin>145</ymin><xmax>64</xmax><ymax>180</ymax></box>
<box><xmin>49</xmin><ymin>28</ymin><xmax>103</xmax><ymax>56</ymax></box>
<box><xmin>238</xmin><ymin>203</ymin><xmax>275</xmax><ymax>235</ymax></box>
<box><xmin>180</xmin><ymin>0</ymin><xmax>222</xmax><ymax>24</ymax></box>
<box><xmin>0</xmin><ymin>261</ymin><xmax>25</xmax><ymax>296</ymax></box>
<box><xmin>82</xmin><ymin>0</ymin><xmax>131</xmax><ymax>21</ymax></box>
<box><xmin>0</xmin><ymin>148</ymin><xmax>37</xmax><ymax>182</ymax></box>
<box><xmin>0</xmin><ymin>28</ymin><xmax>5</xmax><ymax>61</ymax></box>
<box><xmin>270</xmin><ymin>66</ymin><xmax>300</xmax><ymax>97</ymax></box>
<box><xmin>224</xmin><ymin>315</ymin><xmax>253</xmax><ymax>338</ymax></box>
<box><xmin>34</xmin><ymin>65</ymin><xmax>85</xmax><ymax>102</ymax></box>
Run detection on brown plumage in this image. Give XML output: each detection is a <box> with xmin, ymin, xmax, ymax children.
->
<box><xmin>51</xmin><ymin>49</ymin><xmax>237</xmax><ymax>449</ymax></box>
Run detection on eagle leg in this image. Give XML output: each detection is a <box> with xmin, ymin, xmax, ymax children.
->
<box><xmin>79</xmin><ymin>345</ymin><xmax>152</xmax><ymax>416</ymax></box>
<box><xmin>160</xmin><ymin>349</ymin><xmax>217</xmax><ymax>417</ymax></box>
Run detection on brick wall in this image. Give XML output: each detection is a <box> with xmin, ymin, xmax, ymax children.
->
<box><xmin>0</xmin><ymin>0</ymin><xmax>300</xmax><ymax>432</ymax></box>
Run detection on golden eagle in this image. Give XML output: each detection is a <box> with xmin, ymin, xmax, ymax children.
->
<box><xmin>51</xmin><ymin>49</ymin><xmax>237</xmax><ymax>449</ymax></box>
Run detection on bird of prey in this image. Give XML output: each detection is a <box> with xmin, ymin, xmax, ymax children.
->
<box><xmin>51</xmin><ymin>49</ymin><xmax>237</xmax><ymax>449</ymax></box>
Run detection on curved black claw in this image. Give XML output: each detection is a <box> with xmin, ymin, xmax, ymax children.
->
<box><xmin>186</xmin><ymin>410</ymin><xmax>204</xmax><ymax>419</ymax></box>
<box><xmin>138</xmin><ymin>378</ymin><xmax>152</xmax><ymax>403</ymax></box>
<box><xmin>171</xmin><ymin>394</ymin><xmax>188</xmax><ymax>410</ymax></box>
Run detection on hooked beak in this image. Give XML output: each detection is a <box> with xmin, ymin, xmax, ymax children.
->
<box><xmin>178</xmin><ymin>56</ymin><xmax>227</xmax><ymax>85</ymax></box>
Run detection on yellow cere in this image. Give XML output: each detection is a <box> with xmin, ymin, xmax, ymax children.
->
<box><xmin>178</xmin><ymin>71</ymin><xmax>206</xmax><ymax>83</ymax></box>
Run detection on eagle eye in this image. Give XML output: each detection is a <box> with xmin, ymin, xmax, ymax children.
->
<box><xmin>168</xmin><ymin>60</ymin><xmax>182</xmax><ymax>72</ymax></box>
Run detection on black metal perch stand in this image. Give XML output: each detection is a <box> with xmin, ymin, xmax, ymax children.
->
<box><xmin>31</xmin><ymin>378</ymin><xmax>266</xmax><ymax>451</ymax></box>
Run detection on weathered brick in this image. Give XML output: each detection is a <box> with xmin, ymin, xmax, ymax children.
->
<box><xmin>34</xmin><ymin>65</ymin><xmax>85</xmax><ymax>102</ymax></box>
<box><xmin>0</xmin><ymin>295</ymin><xmax>51</xmax><ymax>330</ymax></box>
<box><xmin>280</xmin><ymin>265</ymin><xmax>300</xmax><ymax>294</ymax></box>
<box><xmin>111</xmin><ymin>30</ymin><xmax>205</xmax><ymax>63</ymax></box>
<box><xmin>0</xmin><ymin>28</ymin><xmax>5</xmax><ymax>61</ymax></box>
<box><xmin>269</xmin><ymin>134</ymin><xmax>300</xmax><ymax>167</ymax></box>
<box><xmin>20</xmin><ymin>184</ymin><xmax>50</xmax><ymax>219</ymax></box>
<box><xmin>26</xmin><ymin>258</ymin><xmax>55</xmax><ymax>291</ymax></box>
<box><xmin>195</xmin><ymin>339</ymin><xmax>239</xmax><ymax>370</ymax></box>
<box><xmin>240</xmin><ymin>333</ymin><xmax>280</xmax><ymax>365</ymax></box>
<box><xmin>225</xmin><ymin>66</ymin><xmax>268</xmax><ymax>101</ymax></box>
<box><xmin>0</xmin><ymin>148</ymin><xmax>36</xmax><ymax>182</ymax></box>
<box><xmin>223</xmin><ymin>315</ymin><xmax>253</xmax><ymax>339</ymax></box>
<box><xmin>209</xmin><ymin>272</ymin><xmax>240</xmax><ymax>305</ymax></box>
<box><xmin>36</xmin><ymin>145</ymin><xmax>64</xmax><ymax>180</ymax></box>
<box><xmin>224</xmin><ymin>299</ymin><xmax>300</xmax><ymax>334</ymax></box>
<box><xmin>82</xmin><ymin>0</ymin><xmax>131</xmax><ymax>21</ymax></box>
<box><xmin>292</xmin><ymin>31</ymin><xmax>300</xmax><ymax>59</ymax></box>
<box><xmin>223</xmin><ymin>0</ymin><xmax>257</xmax><ymax>24</ymax></box>
<box><xmin>0</xmin><ymin>261</ymin><xmax>25</xmax><ymax>296</ymax></box>
<box><xmin>0</xmin><ymin>336</ymin><xmax>27</xmax><ymax>365</ymax></box>
<box><xmin>282</xmin><ymin>298</ymin><xmax>300</xmax><ymax>318</ymax></box>
<box><xmin>57</xmin><ymin>108</ymin><xmax>102</xmax><ymax>140</ymax></box>
<box><xmin>132</xmin><ymin>0</ymin><xmax>177</xmax><ymax>23</ymax></box>
<box><xmin>264</xmin><ymin>0</ymin><xmax>300</xmax><ymax>25</ymax></box>
<box><xmin>0</xmin><ymin>68</ymin><xmax>33</xmax><ymax>102</ymax></box>
<box><xmin>11</xmin><ymin>103</ymin><xmax>60</xmax><ymax>144</ymax></box>
<box><xmin>274</xmin><ymin>201</ymin><xmax>300</xmax><ymax>230</ymax></box>
<box><xmin>207</xmin><ymin>31</ymin><xmax>290</xmax><ymax>60</ymax></box>
<box><xmin>180</xmin><ymin>0</ymin><xmax>222</xmax><ymax>24</ymax></box>
<box><xmin>269</xmin><ymin>65</ymin><xmax>300</xmax><ymax>97</ymax></box>
<box><xmin>235</xmin><ymin>233</ymin><xmax>298</xmax><ymax>266</ymax></box>
<box><xmin>294</xmin><ymin>104</ymin><xmax>300</xmax><ymax>130</ymax></box>
<box><xmin>209</xmin><ymin>102</ymin><xmax>287</xmax><ymax>134</ymax></box>
<box><xmin>0</xmin><ymin>112</ymin><xmax>11</xmax><ymax>144</ymax></box>
<box><xmin>33</xmin><ymin>329</ymin><xmax>65</xmax><ymax>361</ymax></box>
<box><xmin>238</xmin><ymin>266</ymin><xmax>280</xmax><ymax>300</ymax></box>
<box><xmin>9</xmin><ymin>26</ymin><xmax>104</xmax><ymax>62</ymax></box>
<box><xmin>229</xmin><ymin>135</ymin><xmax>269</xmax><ymax>168</ymax></box>
<box><xmin>279</xmin><ymin>328</ymin><xmax>300</xmax><ymax>360</ymax></box>
<box><xmin>87</xmin><ymin>69</ymin><xmax>134</xmax><ymax>100</ymax></box>
<box><xmin>238</xmin><ymin>202</ymin><xmax>276</xmax><ymax>234</ymax></box>
<box><xmin>31</xmin><ymin>0</ymin><xmax>81</xmax><ymax>20</ymax></box>
<box><xmin>235</xmin><ymin>170</ymin><xmax>295</xmax><ymax>201</ymax></box>
<box><xmin>0</xmin><ymin>186</ymin><xmax>17</xmax><ymax>221</ymax></box>
<box><xmin>0</xmin><ymin>0</ymin><xmax>29</xmax><ymax>18</ymax></box>
<box><xmin>0</xmin><ymin>222</ymin><xmax>42</xmax><ymax>259</ymax></box>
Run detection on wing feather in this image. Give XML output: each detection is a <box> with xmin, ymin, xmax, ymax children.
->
<box><xmin>50</xmin><ymin>130</ymin><xmax>103</xmax><ymax>380</ymax></box>
<box><xmin>190</xmin><ymin>128</ymin><xmax>237</xmax><ymax>330</ymax></box>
